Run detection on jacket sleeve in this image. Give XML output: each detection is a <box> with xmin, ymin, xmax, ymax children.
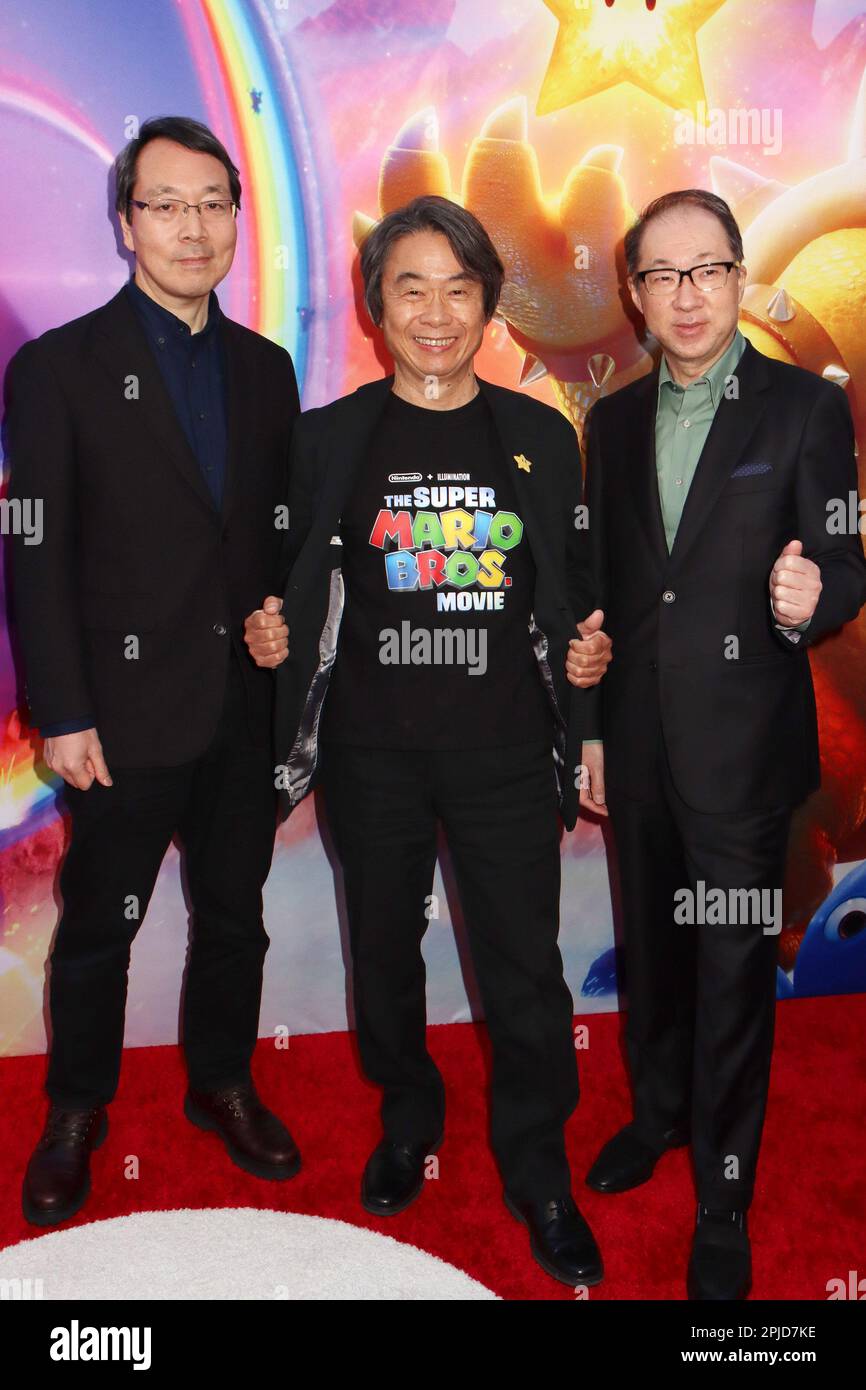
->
<box><xmin>772</xmin><ymin>380</ymin><xmax>866</xmax><ymax>649</ymax></box>
<box><xmin>579</xmin><ymin>402</ymin><xmax>608</xmax><ymax>741</ymax></box>
<box><xmin>561</xmin><ymin>413</ymin><xmax>595</xmax><ymax>627</ymax></box>
<box><xmin>279</xmin><ymin>410</ymin><xmax>319</xmax><ymax>587</ymax></box>
<box><xmin>276</xmin><ymin>348</ymin><xmax>302</xmax><ymax>592</ymax></box>
<box><xmin>4</xmin><ymin>340</ymin><xmax>96</xmax><ymax>730</ymax></box>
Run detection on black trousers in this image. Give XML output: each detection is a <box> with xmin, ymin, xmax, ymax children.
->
<box><xmin>607</xmin><ymin>733</ymin><xmax>792</xmax><ymax>1211</ymax></box>
<box><xmin>318</xmin><ymin>738</ymin><xmax>580</xmax><ymax>1202</ymax></box>
<box><xmin>46</xmin><ymin>646</ymin><xmax>277</xmax><ymax>1109</ymax></box>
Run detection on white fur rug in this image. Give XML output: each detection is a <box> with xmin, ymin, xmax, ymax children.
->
<box><xmin>0</xmin><ymin>1207</ymin><xmax>499</xmax><ymax>1300</ymax></box>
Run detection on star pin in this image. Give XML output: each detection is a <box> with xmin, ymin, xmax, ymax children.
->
<box><xmin>514</xmin><ymin>453</ymin><xmax>532</xmax><ymax>473</ymax></box>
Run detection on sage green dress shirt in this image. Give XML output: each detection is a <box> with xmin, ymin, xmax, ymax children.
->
<box><xmin>655</xmin><ymin>328</ymin><xmax>747</xmax><ymax>552</ymax></box>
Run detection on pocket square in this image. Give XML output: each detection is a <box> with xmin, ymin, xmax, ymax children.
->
<box><xmin>329</xmin><ymin>534</ymin><xmax>343</xmax><ymax>545</ymax></box>
<box><xmin>730</xmin><ymin>461</ymin><xmax>773</xmax><ymax>478</ymax></box>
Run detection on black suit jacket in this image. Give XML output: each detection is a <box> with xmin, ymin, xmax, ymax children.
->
<box><xmin>583</xmin><ymin>338</ymin><xmax>866</xmax><ymax>812</ymax></box>
<box><xmin>273</xmin><ymin>374</ymin><xmax>596</xmax><ymax>830</ymax></box>
<box><xmin>4</xmin><ymin>287</ymin><xmax>299</xmax><ymax>766</ymax></box>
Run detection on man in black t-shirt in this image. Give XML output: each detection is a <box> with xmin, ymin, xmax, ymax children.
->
<box><xmin>245</xmin><ymin>196</ymin><xmax>611</xmax><ymax>1288</ymax></box>
<box><xmin>320</xmin><ymin>386</ymin><xmax>554</xmax><ymax>750</ymax></box>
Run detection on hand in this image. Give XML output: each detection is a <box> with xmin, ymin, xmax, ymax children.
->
<box><xmin>578</xmin><ymin>741</ymin><xmax>607</xmax><ymax>817</ymax></box>
<box><xmin>566</xmin><ymin>608</ymin><xmax>612</xmax><ymax>687</ymax></box>
<box><xmin>44</xmin><ymin>728</ymin><xmax>112</xmax><ymax>790</ymax></box>
<box><xmin>244</xmin><ymin>597</ymin><xmax>288</xmax><ymax>668</ymax></box>
<box><xmin>769</xmin><ymin>540</ymin><xmax>822</xmax><ymax>626</ymax></box>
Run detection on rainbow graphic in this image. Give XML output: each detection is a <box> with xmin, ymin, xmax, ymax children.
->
<box><xmin>177</xmin><ymin>0</ymin><xmax>317</xmax><ymax>385</ymax></box>
<box><xmin>0</xmin><ymin>79</ymin><xmax>115</xmax><ymax>167</ymax></box>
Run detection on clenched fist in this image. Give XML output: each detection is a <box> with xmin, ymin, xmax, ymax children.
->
<box><xmin>244</xmin><ymin>596</ymin><xmax>289</xmax><ymax>667</ymax></box>
<box><xmin>769</xmin><ymin>540</ymin><xmax>821</xmax><ymax>627</ymax></box>
<box><xmin>566</xmin><ymin>608</ymin><xmax>612</xmax><ymax>688</ymax></box>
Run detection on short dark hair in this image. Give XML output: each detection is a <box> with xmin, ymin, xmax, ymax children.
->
<box><xmin>114</xmin><ymin>116</ymin><xmax>241</xmax><ymax>217</ymax></box>
<box><xmin>624</xmin><ymin>189</ymin><xmax>743</xmax><ymax>278</ymax></box>
<box><xmin>360</xmin><ymin>195</ymin><xmax>504</xmax><ymax>326</ymax></box>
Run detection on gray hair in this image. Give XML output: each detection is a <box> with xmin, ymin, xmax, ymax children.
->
<box><xmin>360</xmin><ymin>195</ymin><xmax>504</xmax><ymax>326</ymax></box>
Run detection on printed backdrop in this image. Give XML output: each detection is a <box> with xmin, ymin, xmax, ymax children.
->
<box><xmin>1</xmin><ymin>0</ymin><xmax>865</xmax><ymax>1057</ymax></box>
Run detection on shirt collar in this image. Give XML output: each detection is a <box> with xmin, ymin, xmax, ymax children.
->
<box><xmin>125</xmin><ymin>277</ymin><xmax>221</xmax><ymax>342</ymax></box>
<box><xmin>658</xmin><ymin>328</ymin><xmax>746</xmax><ymax>408</ymax></box>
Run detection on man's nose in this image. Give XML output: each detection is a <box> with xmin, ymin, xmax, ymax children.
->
<box><xmin>672</xmin><ymin>272</ymin><xmax>703</xmax><ymax>308</ymax></box>
<box><xmin>179</xmin><ymin>208</ymin><xmax>208</xmax><ymax>239</ymax></box>
<box><xmin>421</xmin><ymin>292</ymin><xmax>452</xmax><ymax>322</ymax></box>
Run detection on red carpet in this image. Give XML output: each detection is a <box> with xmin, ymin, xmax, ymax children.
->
<box><xmin>1</xmin><ymin>996</ymin><xmax>863</xmax><ymax>1300</ymax></box>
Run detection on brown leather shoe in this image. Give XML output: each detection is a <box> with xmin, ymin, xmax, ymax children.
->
<box><xmin>184</xmin><ymin>1081</ymin><xmax>301</xmax><ymax>1180</ymax></box>
<box><xmin>22</xmin><ymin>1105</ymin><xmax>108</xmax><ymax>1227</ymax></box>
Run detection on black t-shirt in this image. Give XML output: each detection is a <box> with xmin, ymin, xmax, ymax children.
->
<box><xmin>320</xmin><ymin>388</ymin><xmax>554</xmax><ymax>748</ymax></box>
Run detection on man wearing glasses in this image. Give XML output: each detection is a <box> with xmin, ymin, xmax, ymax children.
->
<box><xmin>5</xmin><ymin>116</ymin><xmax>301</xmax><ymax>1226</ymax></box>
<box><xmin>571</xmin><ymin>189</ymin><xmax>866</xmax><ymax>1298</ymax></box>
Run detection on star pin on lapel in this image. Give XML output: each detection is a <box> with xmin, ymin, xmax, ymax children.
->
<box><xmin>514</xmin><ymin>453</ymin><xmax>532</xmax><ymax>473</ymax></box>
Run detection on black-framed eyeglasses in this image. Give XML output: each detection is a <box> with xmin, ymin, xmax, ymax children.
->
<box><xmin>635</xmin><ymin>262</ymin><xmax>740</xmax><ymax>295</ymax></box>
<box><xmin>128</xmin><ymin>198</ymin><xmax>238</xmax><ymax>224</ymax></box>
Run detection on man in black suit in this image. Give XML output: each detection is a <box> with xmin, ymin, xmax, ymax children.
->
<box><xmin>572</xmin><ymin>188</ymin><xmax>866</xmax><ymax>1298</ymax></box>
<box><xmin>244</xmin><ymin>195</ymin><xmax>611</xmax><ymax>1286</ymax></box>
<box><xmin>5</xmin><ymin>117</ymin><xmax>301</xmax><ymax>1226</ymax></box>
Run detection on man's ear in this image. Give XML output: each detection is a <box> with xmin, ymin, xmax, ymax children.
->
<box><xmin>736</xmin><ymin>262</ymin><xmax>747</xmax><ymax>305</ymax></box>
<box><xmin>626</xmin><ymin>276</ymin><xmax>642</xmax><ymax>315</ymax></box>
<box><xmin>119</xmin><ymin>209</ymin><xmax>135</xmax><ymax>255</ymax></box>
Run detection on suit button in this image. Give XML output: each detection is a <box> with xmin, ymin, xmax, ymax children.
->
<box><xmin>213</xmin><ymin>623</ymin><xmax>227</xmax><ymax>635</ymax></box>
<box><xmin>649</xmin><ymin>661</ymin><xmax>657</xmax><ymax>671</ymax></box>
<box><xmin>662</xmin><ymin>590</ymin><xmax>676</xmax><ymax>604</ymax></box>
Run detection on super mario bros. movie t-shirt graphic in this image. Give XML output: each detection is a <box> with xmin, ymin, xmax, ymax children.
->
<box><xmin>370</xmin><ymin>480</ymin><xmax>524</xmax><ymax>611</ymax></box>
<box><xmin>320</xmin><ymin>389</ymin><xmax>554</xmax><ymax>750</ymax></box>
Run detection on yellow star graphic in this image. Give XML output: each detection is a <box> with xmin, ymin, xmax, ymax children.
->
<box><xmin>538</xmin><ymin>0</ymin><xmax>726</xmax><ymax>117</ymax></box>
<box><xmin>514</xmin><ymin>453</ymin><xmax>533</xmax><ymax>472</ymax></box>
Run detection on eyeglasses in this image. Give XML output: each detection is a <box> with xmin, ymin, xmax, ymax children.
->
<box><xmin>129</xmin><ymin>198</ymin><xmax>238</xmax><ymax>223</ymax></box>
<box><xmin>635</xmin><ymin>262</ymin><xmax>740</xmax><ymax>296</ymax></box>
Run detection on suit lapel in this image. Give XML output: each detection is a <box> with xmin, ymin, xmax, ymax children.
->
<box><xmin>89</xmin><ymin>288</ymin><xmax>217</xmax><ymax>517</ymax></box>
<box><xmin>667</xmin><ymin>339</ymin><xmax>771</xmax><ymax>570</ymax></box>
<box><xmin>318</xmin><ymin>375</ymin><xmax>397</xmax><ymax>523</ymax></box>
<box><xmin>476</xmin><ymin>377</ymin><xmax>566</xmax><ymax>604</ymax></box>
<box><xmin>219</xmin><ymin>317</ymin><xmax>247</xmax><ymax>522</ymax></box>
<box><xmin>624</xmin><ymin>364</ymin><xmax>668</xmax><ymax>571</ymax></box>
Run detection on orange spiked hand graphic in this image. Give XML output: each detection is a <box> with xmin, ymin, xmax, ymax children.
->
<box><xmin>353</xmin><ymin>97</ymin><xmax>653</xmax><ymax>438</ymax></box>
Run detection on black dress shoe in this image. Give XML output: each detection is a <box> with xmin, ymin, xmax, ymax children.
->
<box><xmin>586</xmin><ymin>1122</ymin><xmax>689</xmax><ymax>1194</ymax></box>
<box><xmin>504</xmin><ymin>1192</ymin><xmax>603</xmax><ymax>1287</ymax></box>
<box><xmin>22</xmin><ymin>1105</ymin><xmax>108</xmax><ymax>1227</ymax></box>
<box><xmin>185</xmin><ymin>1082</ymin><xmax>300</xmax><ymax>1180</ymax></box>
<box><xmin>687</xmin><ymin>1205</ymin><xmax>751</xmax><ymax>1300</ymax></box>
<box><xmin>361</xmin><ymin>1133</ymin><xmax>443</xmax><ymax>1216</ymax></box>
